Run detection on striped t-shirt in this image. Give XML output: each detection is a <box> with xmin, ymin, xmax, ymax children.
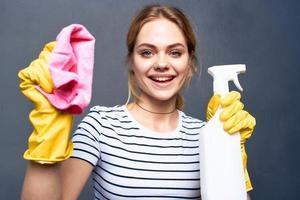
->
<box><xmin>71</xmin><ymin>105</ymin><xmax>206</xmax><ymax>199</ymax></box>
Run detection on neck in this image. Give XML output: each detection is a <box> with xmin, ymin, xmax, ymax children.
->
<box><xmin>135</xmin><ymin>102</ymin><xmax>176</xmax><ymax>114</ymax></box>
<box><xmin>126</xmin><ymin>93</ymin><xmax>179</xmax><ymax>133</ymax></box>
<box><xmin>137</xmin><ymin>92</ymin><xmax>177</xmax><ymax>115</ymax></box>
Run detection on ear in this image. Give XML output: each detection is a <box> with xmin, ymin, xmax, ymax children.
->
<box><xmin>127</xmin><ymin>54</ymin><xmax>134</xmax><ymax>69</ymax></box>
<box><xmin>189</xmin><ymin>51</ymin><xmax>194</xmax><ymax>64</ymax></box>
<box><xmin>189</xmin><ymin>51</ymin><xmax>197</xmax><ymax>73</ymax></box>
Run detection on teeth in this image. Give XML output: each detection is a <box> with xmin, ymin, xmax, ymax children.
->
<box><xmin>151</xmin><ymin>76</ymin><xmax>173</xmax><ymax>82</ymax></box>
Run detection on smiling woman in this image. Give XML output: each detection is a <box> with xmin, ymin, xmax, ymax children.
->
<box><xmin>128</xmin><ymin>18</ymin><xmax>192</xmax><ymax>113</ymax></box>
<box><xmin>20</xmin><ymin>4</ymin><xmax>254</xmax><ymax>200</ymax></box>
<box><xmin>126</xmin><ymin>5</ymin><xmax>198</xmax><ymax>112</ymax></box>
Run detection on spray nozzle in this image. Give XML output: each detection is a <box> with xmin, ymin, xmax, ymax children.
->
<box><xmin>208</xmin><ymin>64</ymin><xmax>246</xmax><ymax>97</ymax></box>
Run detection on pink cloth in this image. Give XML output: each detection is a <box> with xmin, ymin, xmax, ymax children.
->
<box><xmin>37</xmin><ymin>24</ymin><xmax>95</xmax><ymax>114</ymax></box>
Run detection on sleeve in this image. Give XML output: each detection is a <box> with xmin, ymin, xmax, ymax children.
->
<box><xmin>71</xmin><ymin>107</ymin><xmax>102</xmax><ymax>166</ymax></box>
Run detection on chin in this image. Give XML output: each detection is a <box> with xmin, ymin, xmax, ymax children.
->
<box><xmin>148</xmin><ymin>91</ymin><xmax>178</xmax><ymax>102</ymax></box>
<box><xmin>139</xmin><ymin>79</ymin><xmax>183</xmax><ymax>102</ymax></box>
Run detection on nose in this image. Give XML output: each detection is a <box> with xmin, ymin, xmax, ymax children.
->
<box><xmin>154</xmin><ymin>54</ymin><xmax>169</xmax><ymax>71</ymax></box>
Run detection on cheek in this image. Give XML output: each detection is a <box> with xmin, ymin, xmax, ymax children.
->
<box><xmin>131</xmin><ymin>56</ymin><xmax>151</xmax><ymax>88</ymax></box>
<box><xmin>172</xmin><ymin>57</ymin><xmax>190</xmax><ymax>75</ymax></box>
<box><xmin>132</xmin><ymin>55</ymin><xmax>154</xmax><ymax>74</ymax></box>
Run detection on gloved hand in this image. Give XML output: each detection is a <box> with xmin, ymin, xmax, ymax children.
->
<box><xmin>206</xmin><ymin>91</ymin><xmax>256</xmax><ymax>191</ymax></box>
<box><xmin>18</xmin><ymin>41</ymin><xmax>73</xmax><ymax>164</ymax></box>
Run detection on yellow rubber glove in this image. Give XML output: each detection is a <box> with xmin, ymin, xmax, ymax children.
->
<box><xmin>206</xmin><ymin>91</ymin><xmax>256</xmax><ymax>191</ymax></box>
<box><xmin>18</xmin><ymin>41</ymin><xmax>73</xmax><ymax>164</ymax></box>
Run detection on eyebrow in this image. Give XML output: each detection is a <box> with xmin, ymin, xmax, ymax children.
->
<box><xmin>136</xmin><ymin>43</ymin><xmax>186</xmax><ymax>49</ymax></box>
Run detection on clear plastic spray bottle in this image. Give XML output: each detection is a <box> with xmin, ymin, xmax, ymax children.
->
<box><xmin>199</xmin><ymin>64</ymin><xmax>247</xmax><ymax>200</ymax></box>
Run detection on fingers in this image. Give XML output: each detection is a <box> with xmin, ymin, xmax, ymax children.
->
<box><xmin>18</xmin><ymin>42</ymin><xmax>56</xmax><ymax>108</ymax></box>
<box><xmin>239</xmin><ymin>115</ymin><xmax>256</xmax><ymax>144</ymax></box>
<box><xmin>206</xmin><ymin>91</ymin><xmax>256</xmax><ymax>142</ymax></box>
<box><xmin>33</xmin><ymin>59</ymin><xmax>54</xmax><ymax>93</ymax></box>
<box><xmin>223</xmin><ymin>110</ymin><xmax>251</xmax><ymax>134</ymax></box>
<box><xmin>37</xmin><ymin>43</ymin><xmax>55</xmax><ymax>93</ymax></box>
<box><xmin>44</xmin><ymin>41</ymin><xmax>56</xmax><ymax>52</ymax></box>
<box><xmin>221</xmin><ymin>91</ymin><xmax>241</xmax><ymax>107</ymax></box>
<box><xmin>206</xmin><ymin>93</ymin><xmax>221</xmax><ymax>121</ymax></box>
<box><xmin>220</xmin><ymin>100</ymin><xmax>244</xmax><ymax>121</ymax></box>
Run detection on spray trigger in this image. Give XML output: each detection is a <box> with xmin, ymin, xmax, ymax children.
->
<box><xmin>233</xmin><ymin>75</ymin><xmax>243</xmax><ymax>92</ymax></box>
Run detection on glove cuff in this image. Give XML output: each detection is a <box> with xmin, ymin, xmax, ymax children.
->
<box><xmin>23</xmin><ymin>142</ymin><xmax>73</xmax><ymax>164</ymax></box>
<box><xmin>245</xmin><ymin>168</ymin><xmax>253</xmax><ymax>192</ymax></box>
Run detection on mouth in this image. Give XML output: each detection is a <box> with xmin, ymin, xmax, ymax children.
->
<box><xmin>148</xmin><ymin>75</ymin><xmax>176</xmax><ymax>83</ymax></box>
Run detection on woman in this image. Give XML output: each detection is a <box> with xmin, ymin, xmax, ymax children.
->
<box><xmin>21</xmin><ymin>4</ymin><xmax>255</xmax><ymax>200</ymax></box>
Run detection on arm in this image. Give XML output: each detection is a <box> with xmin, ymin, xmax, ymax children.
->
<box><xmin>21</xmin><ymin>162</ymin><xmax>62</xmax><ymax>200</ymax></box>
<box><xmin>61</xmin><ymin>158</ymin><xmax>94</xmax><ymax>200</ymax></box>
<box><xmin>21</xmin><ymin>158</ymin><xmax>93</xmax><ymax>200</ymax></box>
<box><xmin>19</xmin><ymin>37</ymin><xmax>96</xmax><ymax>199</ymax></box>
<box><xmin>247</xmin><ymin>193</ymin><xmax>251</xmax><ymax>200</ymax></box>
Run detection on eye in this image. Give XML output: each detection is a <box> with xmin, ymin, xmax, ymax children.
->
<box><xmin>140</xmin><ymin>49</ymin><xmax>154</xmax><ymax>58</ymax></box>
<box><xmin>169</xmin><ymin>50</ymin><xmax>182</xmax><ymax>58</ymax></box>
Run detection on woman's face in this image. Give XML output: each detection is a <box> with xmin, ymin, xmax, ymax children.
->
<box><xmin>132</xmin><ymin>18</ymin><xmax>191</xmax><ymax>102</ymax></box>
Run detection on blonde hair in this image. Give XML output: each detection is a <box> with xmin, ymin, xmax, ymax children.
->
<box><xmin>126</xmin><ymin>4</ymin><xmax>198</xmax><ymax>110</ymax></box>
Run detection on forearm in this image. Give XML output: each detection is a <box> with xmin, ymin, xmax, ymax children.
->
<box><xmin>247</xmin><ymin>193</ymin><xmax>251</xmax><ymax>200</ymax></box>
<box><xmin>21</xmin><ymin>161</ymin><xmax>62</xmax><ymax>200</ymax></box>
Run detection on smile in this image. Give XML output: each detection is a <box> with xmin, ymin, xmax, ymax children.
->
<box><xmin>148</xmin><ymin>75</ymin><xmax>176</xmax><ymax>83</ymax></box>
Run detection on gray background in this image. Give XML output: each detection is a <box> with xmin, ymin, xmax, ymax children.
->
<box><xmin>1</xmin><ymin>0</ymin><xmax>299</xmax><ymax>199</ymax></box>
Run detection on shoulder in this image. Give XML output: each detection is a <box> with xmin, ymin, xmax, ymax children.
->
<box><xmin>180</xmin><ymin>111</ymin><xmax>206</xmax><ymax>129</ymax></box>
<box><xmin>89</xmin><ymin>105</ymin><xmax>124</xmax><ymax>113</ymax></box>
<box><xmin>78</xmin><ymin>105</ymin><xmax>125</xmax><ymax>128</ymax></box>
<box><xmin>84</xmin><ymin>105</ymin><xmax>130</xmax><ymax>128</ymax></box>
<box><xmin>75</xmin><ymin>105</ymin><xmax>127</xmax><ymax>137</ymax></box>
<box><xmin>87</xmin><ymin>105</ymin><xmax>126</xmax><ymax>118</ymax></box>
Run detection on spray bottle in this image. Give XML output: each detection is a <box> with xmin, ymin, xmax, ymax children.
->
<box><xmin>199</xmin><ymin>64</ymin><xmax>247</xmax><ymax>200</ymax></box>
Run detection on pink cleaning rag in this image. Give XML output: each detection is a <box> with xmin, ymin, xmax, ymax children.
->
<box><xmin>37</xmin><ymin>24</ymin><xmax>95</xmax><ymax>114</ymax></box>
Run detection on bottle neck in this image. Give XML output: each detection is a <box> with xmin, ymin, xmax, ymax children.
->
<box><xmin>213</xmin><ymin>79</ymin><xmax>229</xmax><ymax>98</ymax></box>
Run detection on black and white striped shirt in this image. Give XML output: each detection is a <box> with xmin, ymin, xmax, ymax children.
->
<box><xmin>72</xmin><ymin>105</ymin><xmax>206</xmax><ymax>199</ymax></box>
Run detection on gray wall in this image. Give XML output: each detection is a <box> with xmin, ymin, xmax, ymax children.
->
<box><xmin>1</xmin><ymin>0</ymin><xmax>299</xmax><ymax>199</ymax></box>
